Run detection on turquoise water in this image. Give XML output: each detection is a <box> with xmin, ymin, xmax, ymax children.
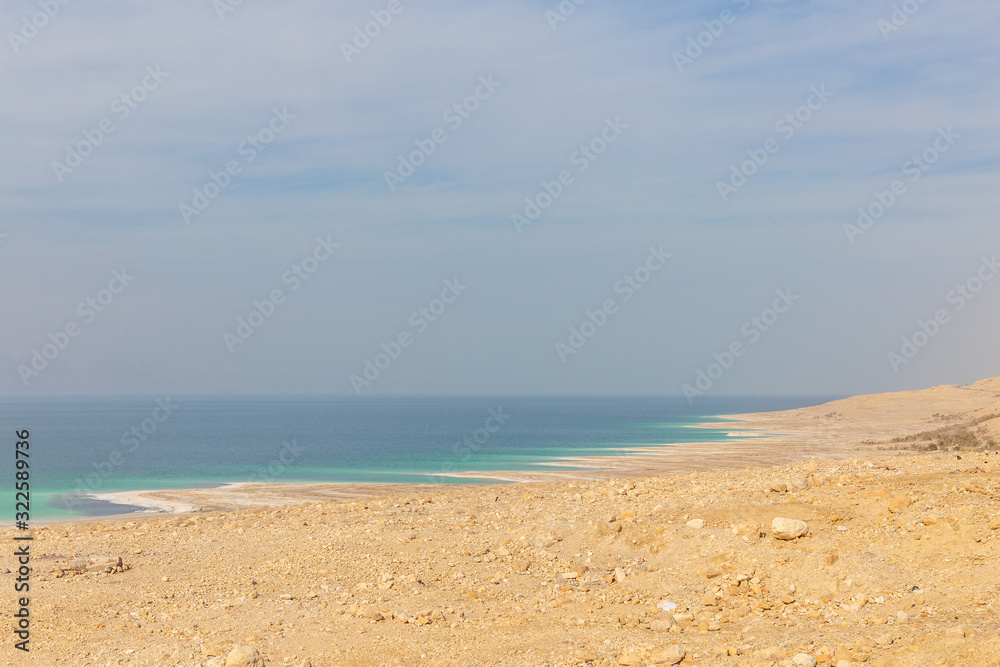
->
<box><xmin>0</xmin><ymin>395</ymin><xmax>832</xmax><ymax>520</ymax></box>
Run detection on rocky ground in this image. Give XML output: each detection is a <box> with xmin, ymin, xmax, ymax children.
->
<box><xmin>5</xmin><ymin>379</ymin><xmax>1000</xmax><ymax>666</ymax></box>
<box><xmin>5</xmin><ymin>450</ymin><xmax>1000</xmax><ymax>666</ymax></box>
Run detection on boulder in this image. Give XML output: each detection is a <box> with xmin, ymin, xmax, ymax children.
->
<box><xmin>225</xmin><ymin>645</ymin><xmax>264</xmax><ymax>667</ymax></box>
<box><xmin>771</xmin><ymin>517</ymin><xmax>808</xmax><ymax>540</ymax></box>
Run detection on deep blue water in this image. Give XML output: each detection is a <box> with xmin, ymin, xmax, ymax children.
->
<box><xmin>0</xmin><ymin>395</ymin><xmax>834</xmax><ymax>520</ymax></box>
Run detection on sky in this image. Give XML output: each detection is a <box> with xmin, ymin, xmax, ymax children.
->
<box><xmin>1</xmin><ymin>0</ymin><xmax>998</xmax><ymax>398</ymax></box>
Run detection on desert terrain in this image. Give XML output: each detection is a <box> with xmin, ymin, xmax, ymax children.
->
<box><xmin>4</xmin><ymin>378</ymin><xmax>1000</xmax><ymax>666</ymax></box>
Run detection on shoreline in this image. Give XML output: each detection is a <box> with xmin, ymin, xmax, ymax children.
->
<box><xmin>7</xmin><ymin>378</ymin><xmax>1000</xmax><ymax>665</ymax></box>
<box><xmin>23</xmin><ymin>379</ymin><xmax>1000</xmax><ymax>526</ymax></box>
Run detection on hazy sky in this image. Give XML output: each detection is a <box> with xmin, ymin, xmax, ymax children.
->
<box><xmin>1</xmin><ymin>0</ymin><xmax>998</xmax><ymax>397</ymax></box>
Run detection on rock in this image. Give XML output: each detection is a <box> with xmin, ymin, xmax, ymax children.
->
<box><xmin>650</xmin><ymin>644</ymin><xmax>685</xmax><ymax>664</ymax></box>
<box><xmin>685</xmin><ymin>519</ymin><xmax>705</xmax><ymax>529</ymax></box>
<box><xmin>65</xmin><ymin>558</ymin><xmax>88</xmax><ymax>572</ymax></box>
<box><xmin>225</xmin><ymin>645</ymin><xmax>264</xmax><ymax>667</ymax></box>
<box><xmin>989</xmin><ymin>516</ymin><xmax>1000</xmax><ymax>530</ymax></box>
<box><xmin>793</xmin><ymin>654</ymin><xmax>818</xmax><ymax>667</ymax></box>
<box><xmin>617</xmin><ymin>655</ymin><xmax>644</xmax><ymax>666</ymax></box>
<box><xmin>844</xmin><ymin>594</ymin><xmax>868</xmax><ymax>613</ymax></box>
<box><xmin>84</xmin><ymin>555</ymin><xmax>123</xmax><ymax>572</ymax></box>
<box><xmin>771</xmin><ymin>517</ymin><xmax>808</xmax><ymax>540</ymax></box>
<box><xmin>825</xmin><ymin>553</ymin><xmax>839</xmax><ymax>565</ymax></box>
<box><xmin>597</xmin><ymin>521</ymin><xmax>624</xmax><ymax>536</ymax></box>
<box><xmin>613</xmin><ymin>566</ymin><xmax>627</xmax><ymax>583</ymax></box>
<box><xmin>649</xmin><ymin>613</ymin><xmax>676</xmax><ymax>632</ymax></box>
<box><xmin>297</xmin><ymin>661</ymin><xmax>312</xmax><ymax>667</ymax></box>
<box><xmin>896</xmin><ymin>611</ymin><xmax>909</xmax><ymax>623</ymax></box>
<box><xmin>789</xmin><ymin>475</ymin><xmax>809</xmax><ymax>490</ymax></box>
<box><xmin>888</xmin><ymin>495</ymin><xmax>912</xmax><ymax>513</ymax></box>
<box><xmin>945</xmin><ymin>625</ymin><xmax>967</xmax><ymax>638</ymax></box>
<box><xmin>511</xmin><ymin>558</ymin><xmax>531</xmax><ymax>573</ymax></box>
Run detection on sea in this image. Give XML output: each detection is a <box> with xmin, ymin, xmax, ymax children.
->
<box><xmin>0</xmin><ymin>395</ymin><xmax>834</xmax><ymax>521</ymax></box>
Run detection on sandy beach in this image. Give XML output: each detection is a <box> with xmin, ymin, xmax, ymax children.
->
<box><xmin>87</xmin><ymin>377</ymin><xmax>1000</xmax><ymax>517</ymax></box>
<box><xmin>5</xmin><ymin>378</ymin><xmax>1000</xmax><ymax>666</ymax></box>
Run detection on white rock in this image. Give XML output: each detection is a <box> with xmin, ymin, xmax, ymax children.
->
<box><xmin>686</xmin><ymin>519</ymin><xmax>705</xmax><ymax>529</ymax></box>
<box><xmin>793</xmin><ymin>654</ymin><xmax>818</xmax><ymax>666</ymax></box>
<box><xmin>771</xmin><ymin>517</ymin><xmax>808</xmax><ymax>540</ymax></box>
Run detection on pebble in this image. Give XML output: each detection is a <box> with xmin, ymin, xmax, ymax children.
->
<box><xmin>888</xmin><ymin>495</ymin><xmax>912</xmax><ymax>513</ymax></box>
<box><xmin>789</xmin><ymin>475</ymin><xmax>809</xmax><ymax>490</ymax></box>
<box><xmin>771</xmin><ymin>517</ymin><xmax>808</xmax><ymax>540</ymax></box>
<box><xmin>686</xmin><ymin>518</ymin><xmax>705</xmax><ymax>529</ymax></box>
<box><xmin>225</xmin><ymin>645</ymin><xmax>265</xmax><ymax>667</ymax></box>
<box><xmin>792</xmin><ymin>654</ymin><xmax>818</xmax><ymax>666</ymax></box>
<box><xmin>650</xmin><ymin>644</ymin><xmax>685</xmax><ymax>665</ymax></box>
<box><xmin>650</xmin><ymin>615</ymin><xmax>676</xmax><ymax>632</ymax></box>
<box><xmin>511</xmin><ymin>558</ymin><xmax>531</xmax><ymax>573</ymax></box>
